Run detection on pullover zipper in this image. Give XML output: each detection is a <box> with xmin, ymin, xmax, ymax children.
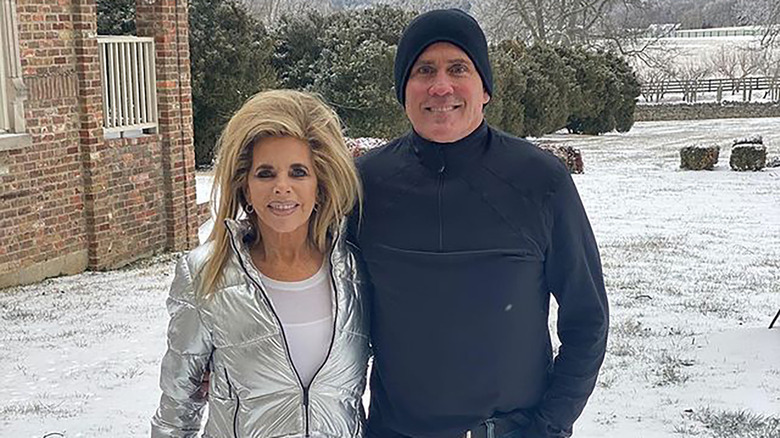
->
<box><xmin>226</xmin><ymin>226</ymin><xmax>339</xmax><ymax>438</ymax></box>
<box><xmin>437</xmin><ymin>146</ymin><xmax>446</xmax><ymax>251</ymax></box>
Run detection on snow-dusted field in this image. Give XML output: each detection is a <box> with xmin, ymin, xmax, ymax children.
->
<box><xmin>2</xmin><ymin>118</ymin><xmax>779</xmax><ymax>437</ymax></box>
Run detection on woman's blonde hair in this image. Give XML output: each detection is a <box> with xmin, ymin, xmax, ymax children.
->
<box><xmin>200</xmin><ymin>89</ymin><xmax>361</xmax><ymax>297</ymax></box>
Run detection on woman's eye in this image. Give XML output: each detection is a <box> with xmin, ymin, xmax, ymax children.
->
<box><xmin>291</xmin><ymin>167</ymin><xmax>308</xmax><ymax>178</ymax></box>
<box><xmin>256</xmin><ymin>170</ymin><xmax>274</xmax><ymax>178</ymax></box>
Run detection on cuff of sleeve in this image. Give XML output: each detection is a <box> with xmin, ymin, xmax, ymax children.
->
<box><xmin>523</xmin><ymin>414</ymin><xmax>572</xmax><ymax>438</ymax></box>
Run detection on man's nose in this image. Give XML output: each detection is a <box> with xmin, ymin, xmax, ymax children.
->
<box><xmin>428</xmin><ymin>73</ymin><xmax>454</xmax><ymax>96</ymax></box>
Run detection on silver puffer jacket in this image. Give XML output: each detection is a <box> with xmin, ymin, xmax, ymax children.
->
<box><xmin>151</xmin><ymin>219</ymin><xmax>371</xmax><ymax>438</ymax></box>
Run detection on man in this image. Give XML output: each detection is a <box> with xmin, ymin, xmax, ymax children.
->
<box><xmin>352</xmin><ymin>9</ymin><xmax>609</xmax><ymax>438</ymax></box>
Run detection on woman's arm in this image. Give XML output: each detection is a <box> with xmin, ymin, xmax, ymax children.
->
<box><xmin>151</xmin><ymin>257</ymin><xmax>213</xmax><ymax>437</ymax></box>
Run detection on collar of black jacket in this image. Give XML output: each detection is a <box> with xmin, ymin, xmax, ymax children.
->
<box><xmin>409</xmin><ymin>121</ymin><xmax>490</xmax><ymax>176</ymax></box>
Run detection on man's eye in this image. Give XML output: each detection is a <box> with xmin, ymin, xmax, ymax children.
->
<box><xmin>417</xmin><ymin>65</ymin><xmax>435</xmax><ymax>75</ymax></box>
<box><xmin>450</xmin><ymin>64</ymin><xmax>468</xmax><ymax>74</ymax></box>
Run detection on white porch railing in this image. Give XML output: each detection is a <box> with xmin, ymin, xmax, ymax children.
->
<box><xmin>98</xmin><ymin>36</ymin><xmax>158</xmax><ymax>135</ymax></box>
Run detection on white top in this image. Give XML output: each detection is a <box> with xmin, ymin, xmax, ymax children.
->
<box><xmin>261</xmin><ymin>259</ymin><xmax>334</xmax><ymax>388</ymax></box>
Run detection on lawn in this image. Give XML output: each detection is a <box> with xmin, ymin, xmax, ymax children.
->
<box><xmin>1</xmin><ymin>117</ymin><xmax>779</xmax><ymax>437</ymax></box>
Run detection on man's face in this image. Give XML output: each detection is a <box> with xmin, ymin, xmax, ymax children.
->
<box><xmin>404</xmin><ymin>42</ymin><xmax>490</xmax><ymax>143</ymax></box>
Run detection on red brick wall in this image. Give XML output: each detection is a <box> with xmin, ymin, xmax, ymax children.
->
<box><xmin>95</xmin><ymin>135</ymin><xmax>166</xmax><ymax>267</ymax></box>
<box><xmin>0</xmin><ymin>0</ymin><xmax>88</xmax><ymax>286</ymax></box>
<box><xmin>0</xmin><ymin>0</ymin><xmax>196</xmax><ymax>288</ymax></box>
<box><xmin>137</xmin><ymin>0</ymin><xmax>199</xmax><ymax>253</ymax></box>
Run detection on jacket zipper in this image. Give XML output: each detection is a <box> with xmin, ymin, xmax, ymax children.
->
<box><xmin>437</xmin><ymin>146</ymin><xmax>446</xmax><ymax>251</ymax></box>
<box><xmin>226</xmin><ymin>226</ymin><xmax>339</xmax><ymax>438</ymax></box>
<box><xmin>225</xmin><ymin>368</ymin><xmax>240</xmax><ymax>438</ymax></box>
<box><xmin>303</xmin><ymin>246</ymin><xmax>340</xmax><ymax>436</ymax></box>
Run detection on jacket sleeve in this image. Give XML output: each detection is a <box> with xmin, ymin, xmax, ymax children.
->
<box><xmin>151</xmin><ymin>257</ymin><xmax>213</xmax><ymax>437</ymax></box>
<box><xmin>530</xmin><ymin>172</ymin><xmax>609</xmax><ymax>438</ymax></box>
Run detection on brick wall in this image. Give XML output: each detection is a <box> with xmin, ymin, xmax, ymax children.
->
<box><xmin>94</xmin><ymin>135</ymin><xmax>166</xmax><ymax>267</ymax></box>
<box><xmin>0</xmin><ymin>0</ymin><xmax>197</xmax><ymax>289</ymax></box>
<box><xmin>137</xmin><ymin>0</ymin><xmax>199</xmax><ymax>252</ymax></box>
<box><xmin>0</xmin><ymin>0</ymin><xmax>88</xmax><ymax>288</ymax></box>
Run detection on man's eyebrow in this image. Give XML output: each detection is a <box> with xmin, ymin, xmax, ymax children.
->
<box><xmin>413</xmin><ymin>57</ymin><xmax>472</xmax><ymax>66</ymax></box>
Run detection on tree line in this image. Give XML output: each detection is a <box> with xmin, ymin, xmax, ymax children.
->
<box><xmin>98</xmin><ymin>0</ymin><xmax>641</xmax><ymax>167</ymax></box>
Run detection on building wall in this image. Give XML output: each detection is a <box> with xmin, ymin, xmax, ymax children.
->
<box><xmin>0</xmin><ymin>0</ymin><xmax>88</xmax><ymax>288</ymax></box>
<box><xmin>0</xmin><ymin>0</ymin><xmax>197</xmax><ymax>289</ymax></box>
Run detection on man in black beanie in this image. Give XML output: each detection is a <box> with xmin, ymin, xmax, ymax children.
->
<box><xmin>351</xmin><ymin>9</ymin><xmax>608</xmax><ymax>438</ymax></box>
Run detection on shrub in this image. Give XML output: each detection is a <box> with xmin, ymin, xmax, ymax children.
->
<box><xmin>486</xmin><ymin>43</ymin><xmax>527</xmax><ymax>136</ymax></box>
<box><xmin>275</xmin><ymin>6</ymin><xmax>413</xmax><ymax>139</ymax></box>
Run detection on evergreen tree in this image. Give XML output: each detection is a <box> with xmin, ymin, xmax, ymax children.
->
<box><xmin>272</xmin><ymin>11</ymin><xmax>328</xmax><ymax>90</ymax></box>
<box><xmin>275</xmin><ymin>6</ymin><xmax>414</xmax><ymax>138</ymax></box>
<box><xmin>486</xmin><ymin>43</ymin><xmax>527</xmax><ymax>136</ymax></box>
<box><xmin>519</xmin><ymin>43</ymin><xmax>575</xmax><ymax>137</ymax></box>
<box><xmin>97</xmin><ymin>0</ymin><xmax>136</xmax><ymax>36</ymax></box>
<box><xmin>190</xmin><ymin>0</ymin><xmax>277</xmax><ymax>167</ymax></box>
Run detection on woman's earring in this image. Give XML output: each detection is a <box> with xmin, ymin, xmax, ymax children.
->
<box><xmin>244</xmin><ymin>203</ymin><xmax>255</xmax><ymax>214</ymax></box>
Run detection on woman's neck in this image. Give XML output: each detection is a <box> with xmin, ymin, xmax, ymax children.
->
<box><xmin>250</xmin><ymin>224</ymin><xmax>324</xmax><ymax>282</ymax></box>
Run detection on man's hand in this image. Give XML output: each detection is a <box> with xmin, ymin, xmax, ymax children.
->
<box><xmin>198</xmin><ymin>371</ymin><xmax>210</xmax><ymax>400</ymax></box>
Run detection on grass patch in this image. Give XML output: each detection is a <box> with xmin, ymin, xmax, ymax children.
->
<box><xmin>691</xmin><ymin>407</ymin><xmax>780</xmax><ymax>438</ymax></box>
<box><xmin>653</xmin><ymin>351</ymin><xmax>693</xmax><ymax>387</ymax></box>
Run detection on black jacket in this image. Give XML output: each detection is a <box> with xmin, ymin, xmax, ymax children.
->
<box><xmin>351</xmin><ymin>122</ymin><xmax>609</xmax><ymax>438</ymax></box>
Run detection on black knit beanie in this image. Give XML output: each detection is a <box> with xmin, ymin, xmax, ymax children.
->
<box><xmin>394</xmin><ymin>9</ymin><xmax>493</xmax><ymax>105</ymax></box>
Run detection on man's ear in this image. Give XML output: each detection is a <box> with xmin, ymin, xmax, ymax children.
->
<box><xmin>483</xmin><ymin>90</ymin><xmax>490</xmax><ymax>105</ymax></box>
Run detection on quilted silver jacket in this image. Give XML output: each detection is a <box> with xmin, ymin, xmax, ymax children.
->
<box><xmin>151</xmin><ymin>219</ymin><xmax>371</xmax><ymax>438</ymax></box>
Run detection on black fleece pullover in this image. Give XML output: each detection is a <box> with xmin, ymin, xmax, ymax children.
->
<box><xmin>351</xmin><ymin>122</ymin><xmax>609</xmax><ymax>438</ymax></box>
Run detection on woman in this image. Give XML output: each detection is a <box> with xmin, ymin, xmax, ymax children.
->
<box><xmin>151</xmin><ymin>90</ymin><xmax>370</xmax><ymax>438</ymax></box>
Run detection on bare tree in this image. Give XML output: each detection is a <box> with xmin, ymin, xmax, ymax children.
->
<box><xmin>241</xmin><ymin>0</ymin><xmax>332</xmax><ymax>27</ymax></box>
<box><xmin>709</xmin><ymin>45</ymin><xmax>740</xmax><ymax>81</ymax></box>
<box><xmin>735</xmin><ymin>0</ymin><xmax>780</xmax><ymax>48</ymax></box>
<box><xmin>675</xmin><ymin>61</ymin><xmax>711</xmax><ymax>102</ymax></box>
<box><xmin>758</xmin><ymin>48</ymin><xmax>780</xmax><ymax>101</ymax></box>
<box><xmin>472</xmin><ymin>0</ymin><xmax>655</xmax><ymax>44</ymax></box>
<box><xmin>381</xmin><ymin>0</ymin><xmax>471</xmax><ymax>12</ymax></box>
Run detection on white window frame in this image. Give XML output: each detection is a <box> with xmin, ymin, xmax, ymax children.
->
<box><xmin>0</xmin><ymin>0</ymin><xmax>26</xmax><ymax>137</ymax></box>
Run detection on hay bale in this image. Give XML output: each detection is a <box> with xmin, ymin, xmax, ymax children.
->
<box><xmin>538</xmin><ymin>144</ymin><xmax>584</xmax><ymax>174</ymax></box>
<box><xmin>730</xmin><ymin>144</ymin><xmax>766</xmax><ymax>171</ymax></box>
<box><xmin>732</xmin><ymin>135</ymin><xmax>763</xmax><ymax>146</ymax></box>
<box><xmin>680</xmin><ymin>144</ymin><xmax>719</xmax><ymax>170</ymax></box>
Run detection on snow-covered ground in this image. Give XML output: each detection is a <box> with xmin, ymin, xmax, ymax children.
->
<box><xmin>2</xmin><ymin>118</ymin><xmax>779</xmax><ymax>437</ymax></box>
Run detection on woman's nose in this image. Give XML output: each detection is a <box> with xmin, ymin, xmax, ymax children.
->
<box><xmin>273</xmin><ymin>179</ymin><xmax>292</xmax><ymax>195</ymax></box>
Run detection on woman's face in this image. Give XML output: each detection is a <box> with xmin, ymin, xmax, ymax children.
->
<box><xmin>245</xmin><ymin>136</ymin><xmax>319</xmax><ymax>238</ymax></box>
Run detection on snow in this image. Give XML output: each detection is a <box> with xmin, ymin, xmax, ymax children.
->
<box><xmin>195</xmin><ymin>173</ymin><xmax>213</xmax><ymax>205</ymax></box>
<box><xmin>2</xmin><ymin>117</ymin><xmax>779</xmax><ymax>437</ymax></box>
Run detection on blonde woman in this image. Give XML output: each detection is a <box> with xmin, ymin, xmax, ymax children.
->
<box><xmin>151</xmin><ymin>90</ymin><xmax>370</xmax><ymax>438</ymax></box>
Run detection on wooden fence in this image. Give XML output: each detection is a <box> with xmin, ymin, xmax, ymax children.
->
<box><xmin>641</xmin><ymin>76</ymin><xmax>780</xmax><ymax>103</ymax></box>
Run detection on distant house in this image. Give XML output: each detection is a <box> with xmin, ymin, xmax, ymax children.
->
<box><xmin>0</xmin><ymin>0</ymin><xmax>199</xmax><ymax>288</ymax></box>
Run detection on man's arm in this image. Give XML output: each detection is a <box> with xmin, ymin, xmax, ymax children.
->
<box><xmin>531</xmin><ymin>171</ymin><xmax>609</xmax><ymax>438</ymax></box>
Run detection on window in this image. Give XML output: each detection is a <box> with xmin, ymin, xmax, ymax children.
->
<box><xmin>0</xmin><ymin>0</ymin><xmax>26</xmax><ymax>135</ymax></box>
